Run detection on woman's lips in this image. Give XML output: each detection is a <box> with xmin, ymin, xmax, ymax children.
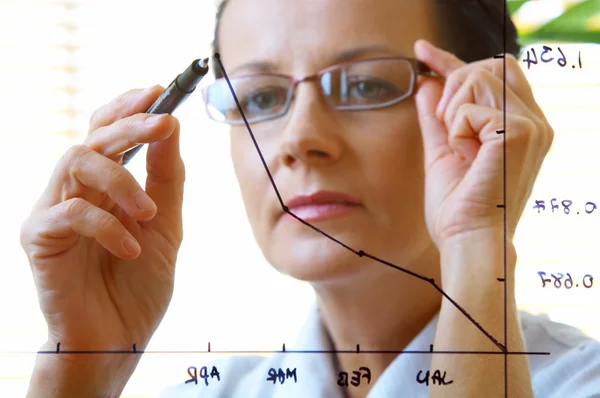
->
<box><xmin>283</xmin><ymin>203</ymin><xmax>360</xmax><ymax>222</ymax></box>
<box><xmin>282</xmin><ymin>190</ymin><xmax>362</xmax><ymax>222</ymax></box>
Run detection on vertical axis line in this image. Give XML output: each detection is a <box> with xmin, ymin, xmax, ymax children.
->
<box><xmin>503</xmin><ymin>1</ymin><xmax>508</xmax><ymax>397</ymax></box>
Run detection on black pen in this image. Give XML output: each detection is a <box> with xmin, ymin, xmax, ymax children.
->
<box><xmin>121</xmin><ymin>57</ymin><xmax>210</xmax><ymax>165</ymax></box>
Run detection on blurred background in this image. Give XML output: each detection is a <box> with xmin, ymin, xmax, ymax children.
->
<box><xmin>0</xmin><ymin>0</ymin><xmax>599</xmax><ymax>396</ymax></box>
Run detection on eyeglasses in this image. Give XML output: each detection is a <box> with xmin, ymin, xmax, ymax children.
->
<box><xmin>201</xmin><ymin>56</ymin><xmax>435</xmax><ymax>126</ymax></box>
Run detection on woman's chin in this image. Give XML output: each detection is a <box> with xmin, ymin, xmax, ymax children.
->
<box><xmin>267</xmin><ymin>236</ymin><xmax>369</xmax><ymax>282</ymax></box>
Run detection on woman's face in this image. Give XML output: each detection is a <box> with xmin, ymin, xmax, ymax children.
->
<box><xmin>219</xmin><ymin>0</ymin><xmax>439</xmax><ymax>282</ymax></box>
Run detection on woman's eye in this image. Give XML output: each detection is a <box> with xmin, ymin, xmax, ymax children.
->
<box><xmin>349</xmin><ymin>78</ymin><xmax>400</xmax><ymax>100</ymax></box>
<box><xmin>244</xmin><ymin>87</ymin><xmax>286</xmax><ymax>112</ymax></box>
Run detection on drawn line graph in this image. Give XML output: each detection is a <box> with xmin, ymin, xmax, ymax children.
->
<box><xmin>16</xmin><ymin>50</ymin><xmax>552</xmax><ymax>362</ymax></box>
<box><xmin>213</xmin><ymin>52</ymin><xmax>508</xmax><ymax>352</ymax></box>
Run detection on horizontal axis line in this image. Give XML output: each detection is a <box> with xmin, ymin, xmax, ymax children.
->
<box><xmin>14</xmin><ymin>349</ymin><xmax>551</xmax><ymax>356</ymax></box>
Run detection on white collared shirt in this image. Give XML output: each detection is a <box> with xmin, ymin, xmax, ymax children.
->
<box><xmin>158</xmin><ymin>302</ymin><xmax>600</xmax><ymax>397</ymax></box>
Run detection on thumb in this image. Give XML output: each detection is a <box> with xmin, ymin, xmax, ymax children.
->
<box><xmin>415</xmin><ymin>76</ymin><xmax>449</xmax><ymax>169</ymax></box>
<box><xmin>144</xmin><ymin>117</ymin><xmax>185</xmax><ymax>226</ymax></box>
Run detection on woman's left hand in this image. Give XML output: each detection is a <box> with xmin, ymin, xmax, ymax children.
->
<box><xmin>413</xmin><ymin>39</ymin><xmax>554</xmax><ymax>248</ymax></box>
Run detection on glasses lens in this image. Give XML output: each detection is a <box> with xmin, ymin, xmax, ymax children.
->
<box><xmin>206</xmin><ymin>75</ymin><xmax>292</xmax><ymax>124</ymax></box>
<box><xmin>321</xmin><ymin>59</ymin><xmax>414</xmax><ymax>109</ymax></box>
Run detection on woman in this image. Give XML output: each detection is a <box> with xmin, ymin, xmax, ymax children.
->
<box><xmin>21</xmin><ymin>0</ymin><xmax>600</xmax><ymax>397</ymax></box>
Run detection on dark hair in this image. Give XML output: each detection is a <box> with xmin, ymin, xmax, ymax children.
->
<box><xmin>211</xmin><ymin>0</ymin><xmax>521</xmax><ymax>79</ymax></box>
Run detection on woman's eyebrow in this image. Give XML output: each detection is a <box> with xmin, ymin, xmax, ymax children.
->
<box><xmin>332</xmin><ymin>45</ymin><xmax>404</xmax><ymax>64</ymax></box>
<box><xmin>227</xmin><ymin>45</ymin><xmax>403</xmax><ymax>76</ymax></box>
<box><xmin>229</xmin><ymin>61</ymin><xmax>275</xmax><ymax>75</ymax></box>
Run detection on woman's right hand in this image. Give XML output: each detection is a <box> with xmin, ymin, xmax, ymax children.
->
<box><xmin>20</xmin><ymin>86</ymin><xmax>185</xmax><ymax>369</ymax></box>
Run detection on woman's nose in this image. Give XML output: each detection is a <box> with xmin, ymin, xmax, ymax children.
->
<box><xmin>277</xmin><ymin>83</ymin><xmax>344</xmax><ymax>169</ymax></box>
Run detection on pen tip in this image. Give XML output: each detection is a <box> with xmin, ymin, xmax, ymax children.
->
<box><xmin>197</xmin><ymin>58</ymin><xmax>209</xmax><ymax>68</ymax></box>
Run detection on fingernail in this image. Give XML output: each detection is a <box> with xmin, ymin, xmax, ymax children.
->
<box><xmin>417</xmin><ymin>39</ymin><xmax>432</xmax><ymax>50</ymax></box>
<box><xmin>145</xmin><ymin>114</ymin><xmax>166</xmax><ymax>124</ymax></box>
<box><xmin>134</xmin><ymin>191</ymin><xmax>156</xmax><ymax>211</ymax></box>
<box><xmin>122</xmin><ymin>236</ymin><xmax>140</xmax><ymax>255</ymax></box>
<box><xmin>144</xmin><ymin>84</ymin><xmax>160</xmax><ymax>93</ymax></box>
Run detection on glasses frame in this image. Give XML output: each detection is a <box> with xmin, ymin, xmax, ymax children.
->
<box><xmin>202</xmin><ymin>56</ymin><xmax>436</xmax><ymax>126</ymax></box>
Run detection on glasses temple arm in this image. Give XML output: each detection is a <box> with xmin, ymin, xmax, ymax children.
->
<box><xmin>416</xmin><ymin>60</ymin><xmax>440</xmax><ymax>78</ymax></box>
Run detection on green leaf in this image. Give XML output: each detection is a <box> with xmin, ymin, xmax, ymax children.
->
<box><xmin>507</xmin><ymin>0</ymin><xmax>530</xmax><ymax>15</ymax></box>
<box><xmin>520</xmin><ymin>0</ymin><xmax>600</xmax><ymax>44</ymax></box>
<box><xmin>520</xmin><ymin>30</ymin><xmax>600</xmax><ymax>45</ymax></box>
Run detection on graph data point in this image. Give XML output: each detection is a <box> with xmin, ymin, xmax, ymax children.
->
<box><xmin>357</xmin><ymin>250</ymin><xmax>365</xmax><ymax>257</ymax></box>
<box><xmin>282</xmin><ymin>205</ymin><xmax>289</xmax><ymax>212</ymax></box>
<box><xmin>214</xmin><ymin>53</ymin><xmax>221</xmax><ymax>59</ymax></box>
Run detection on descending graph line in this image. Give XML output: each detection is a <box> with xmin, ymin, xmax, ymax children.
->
<box><xmin>213</xmin><ymin>53</ymin><xmax>507</xmax><ymax>353</ymax></box>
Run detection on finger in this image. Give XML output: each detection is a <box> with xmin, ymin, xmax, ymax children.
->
<box><xmin>143</xmin><ymin>116</ymin><xmax>185</xmax><ymax>244</ymax></box>
<box><xmin>449</xmin><ymin>104</ymin><xmax>538</xmax><ymax>185</ymax></box>
<box><xmin>435</xmin><ymin>54</ymin><xmax>544</xmax><ymax>120</ymax></box>
<box><xmin>414</xmin><ymin>39</ymin><xmax>465</xmax><ymax>79</ymax></box>
<box><xmin>450</xmin><ymin>105</ymin><xmax>543</xmax><ymax>223</ymax></box>
<box><xmin>442</xmin><ymin>69</ymin><xmax>543</xmax><ymax>136</ymax></box>
<box><xmin>38</xmin><ymin>145</ymin><xmax>157</xmax><ymax>220</ymax></box>
<box><xmin>84</xmin><ymin>113</ymin><xmax>178</xmax><ymax>160</ymax></box>
<box><xmin>415</xmin><ymin>75</ymin><xmax>451</xmax><ymax>169</ymax></box>
<box><xmin>88</xmin><ymin>85</ymin><xmax>164</xmax><ymax>133</ymax></box>
<box><xmin>68</xmin><ymin>146</ymin><xmax>158</xmax><ymax>220</ymax></box>
<box><xmin>34</xmin><ymin>197</ymin><xmax>141</xmax><ymax>260</ymax></box>
<box><xmin>448</xmin><ymin>103</ymin><xmax>529</xmax><ymax>156</ymax></box>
